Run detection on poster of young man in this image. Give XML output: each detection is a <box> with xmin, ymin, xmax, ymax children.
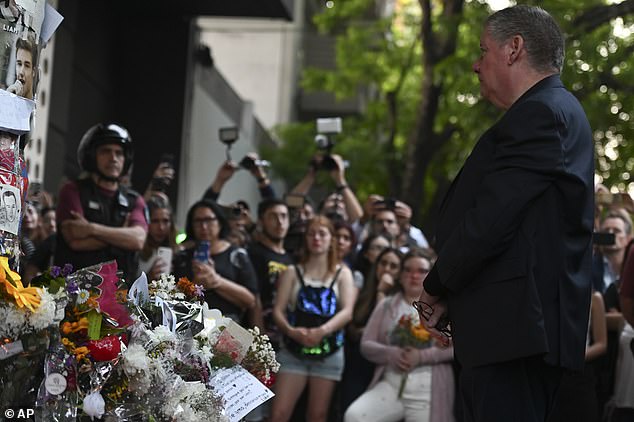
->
<box><xmin>0</xmin><ymin>0</ymin><xmax>44</xmax><ymax>101</ymax></box>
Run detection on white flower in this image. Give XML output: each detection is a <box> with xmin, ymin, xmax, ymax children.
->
<box><xmin>76</xmin><ymin>289</ymin><xmax>90</xmax><ymax>304</ymax></box>
<box><xmin>83</xmin><ymin>392</ymin><xmax>105</xmax><ymax>420</ymax></box>
<box><xmin>29</xmin><ymin>289</ymin><xmax>56</xmax><ymax>331</ymax></box>
<box><xmin>3</xmin><ymin>303</ymin><xmax>27</xmax><ymax>338</ymax></box>
<box><xmin>147</xmin><ymin>325</ymin><xmax>177</xmax><ymax>346</ymax></box>
<box><xmin>122</xmin><ymin>344</ymin><xmax>150</xmax><ymax>376</ymax></box>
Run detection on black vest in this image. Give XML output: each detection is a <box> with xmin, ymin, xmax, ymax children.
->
<box><xmin>55</xmin><ymin>178</ymin><xmax>142</xmax><ymax>283</ymax></box>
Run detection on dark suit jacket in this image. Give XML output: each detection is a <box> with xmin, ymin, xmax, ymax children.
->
<box><xmin>424</xmin><ymin>75</ymin><xmax>594</xmax><ymax>371</ymax></box>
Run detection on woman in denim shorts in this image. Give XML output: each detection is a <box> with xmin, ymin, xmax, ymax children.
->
<box><xmin>271</xmin><ymin>216</ymin><xmax>356</xmax><ymax>422</ymax></box>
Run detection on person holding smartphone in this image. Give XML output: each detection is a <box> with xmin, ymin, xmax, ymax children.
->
<box><xmin>144</xmin><ymin>154</ymin><xmax>176</xmax><ymax>202</ymax></box>
<box><xmin>139</xmin><ymin>196</ymin><xmax>178</xmax><ymax>280</ymax></box>
<box><xmin>173</xmin><ymin>199</ymin><xmax>257</xmax><ymax>322</ymax></box>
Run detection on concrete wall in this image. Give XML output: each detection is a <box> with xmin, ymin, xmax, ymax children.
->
<box><xmin>197</xmin><ymin>13</ymin><xmax>304</xmax><ymax>128</ymax></box>
<box><xmin>176</xmin><ymin>44</ymin><xmax>277</xmax><ymax>229</ymax></box>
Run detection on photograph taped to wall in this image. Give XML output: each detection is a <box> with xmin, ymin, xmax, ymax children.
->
<box><xmin>0</xmin><ymin>183</ymin><xmax>21</xmax><ymax>235</ymax></box>
<box><xmin>0</xmin><ymin>130</ymin><xmax>19</xmax><ymax>174</ymax></box>
<box><xmin>1</xmin><ymin>0</ymin><xmax>45</xmax><ymax>39</ymax></box>
<box><xmin>0</xmin><ymin>30</ymin><xmax>39</xmax><ymax>101</ymax></box>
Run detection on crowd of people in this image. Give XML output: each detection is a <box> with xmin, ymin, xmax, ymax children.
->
<box><xmin>17</xmin><ymin>119</ymin><xmax>634</xmax><ymax>422</ymax></box>
<box><xmin>14</xmin><ymin>5</ymin><xmax>634</xmax><ymax>422</ymax></box>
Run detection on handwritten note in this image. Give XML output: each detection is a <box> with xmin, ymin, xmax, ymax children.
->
<box><xmin>211</xmin><ymin>366</ymin><xmax>274</xmax><ymax>422</ymax></box>
<box><xmin>0</xmin><ymin>91</ymin><xmax>35</xmax><ymax>134</ymax></box>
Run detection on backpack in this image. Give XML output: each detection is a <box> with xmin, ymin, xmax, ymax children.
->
<box><xmin>284</xmin><ymin>265</ymin><xmax>344</xmax><ymax>359</ymax></box>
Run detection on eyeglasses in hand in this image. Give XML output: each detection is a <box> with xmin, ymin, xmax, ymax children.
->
<box><xmin>412</xmin><ymin>301</ymin><xmax>452</xmax><ymax>338</ymax></box>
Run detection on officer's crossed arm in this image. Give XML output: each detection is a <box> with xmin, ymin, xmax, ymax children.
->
<box><xmin>62</xmin><ymin>210</ymin><xmax>146</xmax><ymax>252</ymax></box>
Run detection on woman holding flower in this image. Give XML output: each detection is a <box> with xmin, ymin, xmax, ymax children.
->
<box><xmin>344</xmin><ymin>248</ymin><xmax>454</xmax><ymax>422</ymax></box>
<box><xmin>173</xmin><ymin>199</ymin><xmax>257</xmax><ymax>322</ymax></box>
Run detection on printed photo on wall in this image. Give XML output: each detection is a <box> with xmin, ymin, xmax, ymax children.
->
<box><xmin>1</xmin><ymin>0</ymin><xmax>45</xmax><ymax>39</ymax></box>
<box><xmin>0</xmin><ymin>31</ymin><xmax>38</xmax><ymax>100</ymax></box>
<box><xmin>0</xmin><ymin>183</ymin><xmax>21</xmax><ymax>235</ymax></box>
<box><xmin>0</xmin><ymin>0</ymin><xmax>45</xmax><ymax>101</ymax></box>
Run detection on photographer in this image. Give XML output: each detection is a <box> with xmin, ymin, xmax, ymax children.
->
<box><xmin>144</xmin><ymin>156</ymin><xmax>176</xmax><ymax>203</ymax></box>
<box><xmin>202</xmin><ymin>152</ymin><xmax>276</xmax><ymax>202</ymax></box>
<box><xmin>291</xmin><ymin>153</ymin><xmax>363</xmax><ymax>224</ymax></box>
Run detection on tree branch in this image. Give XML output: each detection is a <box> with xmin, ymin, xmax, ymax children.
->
<box><xmin>572</xmin><ymin>0</ymin><xmax>634</xmax><ymax>35</ymax></box>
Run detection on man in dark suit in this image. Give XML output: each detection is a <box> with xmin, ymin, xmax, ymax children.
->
<box><xmin>417</xmin><ymin>5</ymin><xmax>594</xmax><ymax>422</ymax></box>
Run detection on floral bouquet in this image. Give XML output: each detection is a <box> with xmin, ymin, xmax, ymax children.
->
<box><xmin>38</xmin><ymin>261</ymin><xmax>134</xmax><ymax>420</ymax></box>
<box><xmin>118</xmin><ymin>323</ymin><xmax>227</xmax><ymax>421</ymax></box>
<box><xmin>0</xmin><ymin>260</ymin><xmax>70</xmax><ymax>408</ymax></box>
<box><xmin>389</xmin><ymin>313</ymin><xmax>432</xmax><ymax>398</ymax></box>
<box><xmin>240</xmin><ymin>326</ymin><xmax>280</xmax><ymax>388</ymax></box>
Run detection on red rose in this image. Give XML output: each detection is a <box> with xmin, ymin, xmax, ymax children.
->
<box><xmin>87</xmin><ymin>335</ymin><xmax>121</xmax><ymax>361</ymax></box>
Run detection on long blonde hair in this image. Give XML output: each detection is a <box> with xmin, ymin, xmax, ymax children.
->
<box><xmin>301</xmin><ymin>215</ymin><xmax>338</xmax><ymax>274</ymax></box>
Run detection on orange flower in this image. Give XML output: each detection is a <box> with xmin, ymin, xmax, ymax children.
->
<box><xmin>74</xmin><ymin>346</ymin><xmax>90</xmax><ymax>361</ymax></box>
<box><xmin>86</xmin><ymin>296</ymin><xmax>99</xmax><ymax>310</ymax></box>
<box><xmin>76</xmin><ymin>317</ymin><xmax>89</xmax><ymax>331</ymax></box>
<box><xmin>177</xmin><ymin>277</ymin><xmax>197</xmax><ymax>297</ymax></box>
<box><xmin>116</xmin><ymin>289</ymin><xmax>128</xmax><ymax>303</ymax></box>
<box><xmin>62</xmin><ymin>337</ymin><xmax>75</xmax><ymax>348</ymax></box>
<box><xmin>0</xmin><ymin>256</ymin><xmax>41</xmax><ymax>312</ymax></box>
<box><xmin>61</xmin><ymin>322</ymin><xmax>73</xmax><ymax>335</ymax></box>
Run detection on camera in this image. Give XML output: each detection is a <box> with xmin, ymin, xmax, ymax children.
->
<box><xmin>219</xmin><ymin>127</ymin><xmax>239</xmax><ymax>161</ymax></box>
<box><xmin>219</xmin><ymin>127</ymin><xmax>239</xmax><ymax>145</ymax></box>
<box><xmin>285</xmin><ymin>193</ymin><xmax>306</xmax><ymax>209</ymax></box>
<box><xmin>376</xmin><ymin>197</ymin><xmax>397</xmax><ymax>210</ymax></box>
<box><xmin>311</xmin><ymin>117</ymin><xmax>342</xmax><ymax>172</ymax></box>
<box><xmin>239</xmin><ymin>155</ymin><xmax>270</xmax><ymax>172</ymax></box>
<box><xmin>151</xmin><ymin>153</ymin><xmax>175</xmax><ymax>194</ymax></box>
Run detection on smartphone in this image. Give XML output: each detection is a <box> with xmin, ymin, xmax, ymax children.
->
<box><xmin>151</xmin><ymin>177</ymin><xmax>170</xmax><ymax>193</ymax></box>
<box><xmin>593</xmin><ymin>232</ymin><xmax>616</xmax><ymax>246</ymax></box>
<box><xmin>285</xmin><ymin>193</ymin><xmax>305</xmax><ymax>209</ymax></box>
<box><xmin>193</xmin><ymin>241</ymin><xmax>211</xmax><ymax>263</ymax></box>
<box><xmin>157</xmin><ymin>246</ymin><xmax>173</xmax><ymax>273</ymax></box>
<box><xmin>159</xmin><ymin>153</ymin><xmax>175</xmax><ymax>168</ymax></box>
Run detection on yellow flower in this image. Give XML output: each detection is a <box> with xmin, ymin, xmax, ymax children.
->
<box><xmin>412</xmin><ymin>324</ymin><xmax>431</xmax><ymax>342</ymax></box>
<box><xmin>0</xmin><ymin>256</ymin><xmax>41</xmax><ymax>312</ymax></box>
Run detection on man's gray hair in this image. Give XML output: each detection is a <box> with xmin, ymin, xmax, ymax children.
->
<box><xmin>486</xmin><ymin>5</ymin><xmax>564</xmax><ymax>73</ymax></box>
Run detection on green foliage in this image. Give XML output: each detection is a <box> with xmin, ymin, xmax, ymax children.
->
<box><xmin>269</xmin><ymin>0</ymin><xmax>634</xmax><ymax>214</ymax></box>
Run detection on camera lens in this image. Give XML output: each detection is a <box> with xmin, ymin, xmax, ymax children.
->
<box><xmin>314</xmin><ymin>134</ymin><xmax>330</xmax><ymax>150</ymax></box>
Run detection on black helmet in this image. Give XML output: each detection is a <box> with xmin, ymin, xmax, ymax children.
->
<box><xmin>77</xmin><ymin>123</ymin><xmax>133</xmax><ymax>175</ymax></box>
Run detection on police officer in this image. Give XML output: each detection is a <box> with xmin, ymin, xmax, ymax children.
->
<box><xmin>55</xmin><ymin>123</ymin><xmax>148</xmax><ymax>282</ymax></box>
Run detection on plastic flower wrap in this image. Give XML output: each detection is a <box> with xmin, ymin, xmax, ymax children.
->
<box><xmin>116</xmin><ymin>322</ymin><xmax>226</xmax><ymax>421</ymax></box>
<box><xmin>133</xmin><ymin>273</ymin><xmax>205</xmax><ymax>333</ymax></box>
<box><xmin>34</xmin><ymin>268</ymin><xmax>279</xmax><ymax>421</ymax></box>
<box><xmin>40</xmin><ymin>261</ymin><xmax>133</xmax><ymax>420</ymax></box>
